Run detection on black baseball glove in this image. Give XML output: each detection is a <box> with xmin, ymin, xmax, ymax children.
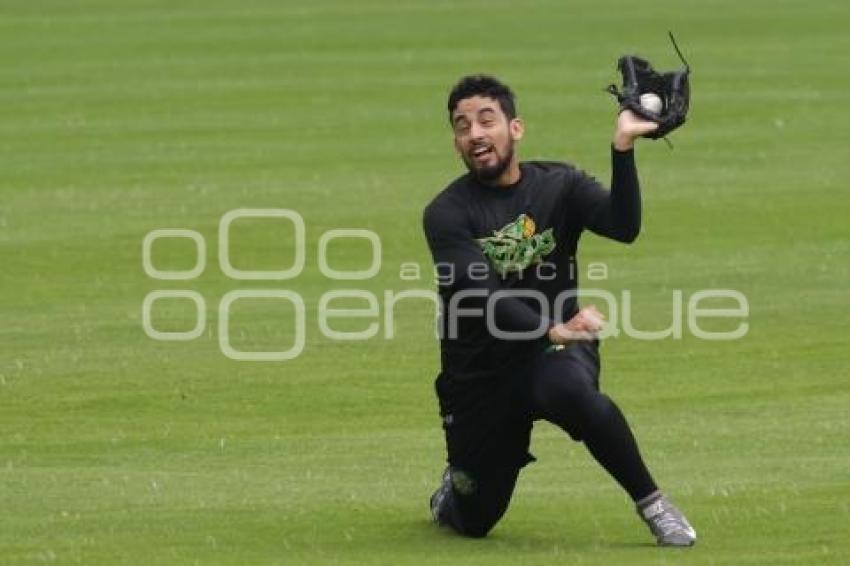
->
<box><xmin>606</xmin><ymin>33</ymin><xmax>691</xmax><ymax>140</ymax></box>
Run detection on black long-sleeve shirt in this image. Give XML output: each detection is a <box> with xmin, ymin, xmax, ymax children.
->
<box><xmin>423</xmin><ymin>147</ymin><xmax>641</xmax><ymax>381</ymax></box>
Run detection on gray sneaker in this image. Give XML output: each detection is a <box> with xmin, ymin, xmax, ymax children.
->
<box><xmin>429</xmin><ymin>467</ymin><xmax>452</xmax><ymax>524</ymax></box>
<box><xmin>638</xmin><ymin>495</ymin><xmax>697</xmax><ymax>547</ymax></box>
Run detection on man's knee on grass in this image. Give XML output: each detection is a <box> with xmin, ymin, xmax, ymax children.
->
<box><xmin>447</xmin><ymin>467</ymin><xmax>516</xmax><ymax>538</ymax></box>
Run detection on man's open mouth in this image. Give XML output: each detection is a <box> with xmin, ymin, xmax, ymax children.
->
<box><xmin>471</xmin><ymin>145</ymin><xmax>494</xmax><ymax>161</ymax></box>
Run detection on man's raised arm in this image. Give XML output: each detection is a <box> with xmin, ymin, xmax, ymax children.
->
<box><xmin>569</xmin><ymin>109</ymin><xmax>659</xmax><ymax>243</ymax></box>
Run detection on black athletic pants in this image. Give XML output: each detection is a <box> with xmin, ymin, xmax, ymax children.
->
<box><xmin>435</xmin><ymin>341</ymin><xmax>658</xmax><ymax>538</ymax></box>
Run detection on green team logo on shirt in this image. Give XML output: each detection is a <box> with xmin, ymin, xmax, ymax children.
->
<box><xmin>476</xmin><ymin>214</ymin><xmax>556</xmax><ymax>275</ymax></box>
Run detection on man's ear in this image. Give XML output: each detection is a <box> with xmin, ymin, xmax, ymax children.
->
<box><xmin>509</xmin><ymin>118</ymin><xmax>525</xmax><ymax>141</ymax></box>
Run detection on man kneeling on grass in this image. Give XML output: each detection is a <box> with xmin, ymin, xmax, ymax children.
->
<box><xmin>423</xmin><ymin>74</ymin><xmax>696</xmax><ymax>547</ymax></box>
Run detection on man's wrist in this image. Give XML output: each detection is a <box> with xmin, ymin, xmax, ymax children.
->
<box><xmin>547</xmin><ymin>325</ymin><xmax>558</xmax><ymax>344</ymax></box>
<box><xmin>547</xmin><ymin>324</ymin><xmax>571</xmax><ymax>346</ymax></box>
<box><xmin>613</xmin><ymin>133</ymin><xmax>635</xmax><ymax>151</ymax></box>
<box><xmin>546</xmin><ymin>325</ymin><xmax>567</xmax><ymax>352</ymax></box>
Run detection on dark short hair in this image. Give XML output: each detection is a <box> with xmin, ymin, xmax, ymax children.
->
<box><xmin>447</xmin><ymin>74</ymin><xmax>517</xmax><ymax>123</ymax></box>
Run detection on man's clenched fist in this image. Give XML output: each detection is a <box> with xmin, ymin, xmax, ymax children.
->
<box><xmin>548</xmin><ymin>305</ymin><xmax>606</xmax><ymax>345</ymax></box>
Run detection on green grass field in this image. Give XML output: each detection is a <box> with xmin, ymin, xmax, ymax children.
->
<box><xmin>2</xmin><ymin>0</ymin><xmax>849</xmax><ymax>563</ymax></box>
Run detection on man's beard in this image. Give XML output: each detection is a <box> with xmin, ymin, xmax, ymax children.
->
<box><xmin>464</xmin><ymin>143</ymin><xmax>514</xmax><ymax>182</ymax></box>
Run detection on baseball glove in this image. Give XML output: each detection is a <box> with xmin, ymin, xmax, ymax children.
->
<box><xmin>606</xmin><ymin>32</ymin><xmax>691</xmax><ymax>140</ymax></box>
